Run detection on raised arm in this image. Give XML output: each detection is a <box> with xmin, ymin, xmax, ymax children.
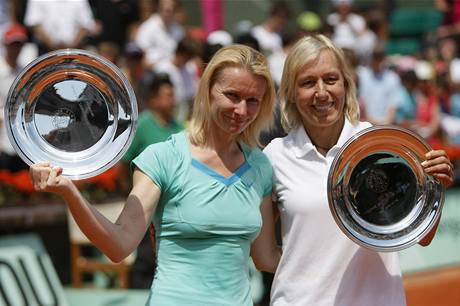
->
<box><xmin>30</xmin><ymin>163</ymin><xmax>160</xmax><ymax>262</ymax></box>
<box><xmin>251</xmin><ymin>196</ymin><xmax>281</xmax><ymax>273</ymax></box>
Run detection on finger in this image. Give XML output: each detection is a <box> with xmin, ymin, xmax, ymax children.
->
<box><xmin>35</xmin><ymin>161</ymin><xmax>50</xmax><ymax>167</ymax></box>
<box><xmin>48</xmin><ymin>166</ymin><xmax>63</xmax><ymax>186</ymax></box>
<box><xmin>422</xmin><ymin>156</ymin><xmax>453</xmax><ymax>172</ymax></box>
<box><xmin>423</xmin><ymin>162</ymin><xmax>452</xmax><ymax>174</ymax></box>
<box><xmin>425</xmin><ymin>150</ymin><xmax>447</xmax><ymax>160</ymax></box>
<box><xmin>47</xmin><ymin>166</ymin><xmax>58</xmax><ymax>185</ymax></box>
<box><xmin>39</xmin><ymin>167</ymin><xmax>51</xmax><ymax>190</ymax></box>
<box><xmin>30</xmin><ymin>162</ymin><xmax>52</xmax><ymax>189</ymax></box>
<box><xmin>432</xmin><ymin>173</ymin><xmax>454</xmax><ymax>188</ymax></box>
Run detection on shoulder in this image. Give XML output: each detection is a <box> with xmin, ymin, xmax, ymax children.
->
<box><xmin>137</xmin><ymin>112</ymin><xmax>157</xmax><ymax>128</ymax></box>
<box><xmin>142</xmin><ymin>131</ymin><xmax>184</xmax><ymax>156</ymax></box>
<box><xmin>139</xmin><ymin>15</ymin><xmax>160</xmax><ymax>31</ymax></box>
<box><xmin>385</xmin><ymin>69</ymin><xmax>401</xmax><ymax>82</ymax></box>
<box><xmin>355</xmin><ymin>121</ymin><xmax>372</xmax><ymax>133</ymax></box>
<box><xmin>246</xmin><ymin>146</ymin><xmax>271</xmax><ymax>167</ymax></box>
<box><xmin>263</xmin><ymin>133</ymin><xmax>293</xmax><ymax>157</ymax></box>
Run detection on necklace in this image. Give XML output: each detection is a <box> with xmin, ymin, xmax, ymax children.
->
<box><xmin>313</xmin><ymin>142</ymin><xmax>333</xmax><ymax>151</ymax></box>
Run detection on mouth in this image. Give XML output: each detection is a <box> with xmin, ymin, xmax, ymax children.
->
<box><xmin>224</xmin><ymin>115</ymin><xmax>250</xmax><ymax>130</ymax></box>
<box><xmin>313</xmin><ymin>102</ymin><xmax>334</xmax><ymax>114</ymax></box>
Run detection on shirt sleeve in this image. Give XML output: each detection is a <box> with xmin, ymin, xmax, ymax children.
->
<box><xmin>132</xmin><ymin>141</ymin><xmax>171</xmax><ymax>191</ymax></box>
<box><xmin>24</xmin><ymin>0</ymin><xmax>43</xmax><ymax>27</ymax></box>
<box><xmin>256</xmin><ymin>148</ymin><xmax>273</xmax><ymax>197</ymax></box>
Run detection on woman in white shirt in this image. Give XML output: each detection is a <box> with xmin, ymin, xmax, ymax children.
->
<box><xmin>251</xmin><ymin>34</ymin><xmax>454</xmax><ymax>306</ymax></box>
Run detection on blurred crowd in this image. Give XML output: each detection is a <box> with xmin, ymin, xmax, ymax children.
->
<box><xmin>1</xmin><ymin>0</ymin><xmax>460</xmax><ymax>182</ymax></box>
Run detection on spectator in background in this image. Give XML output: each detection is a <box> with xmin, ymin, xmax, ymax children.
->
<box><xmin>441</xmin><ymin>58</ymin><xmax>460</xmax><ymax>145</ymax></box>
<box><xmin>120</xmin><ymin>73</ymin><xmax>183</xmax><ymax>174</ymax></box>
<box><xmin>135</xmin><ymin>0</ymin><xmax>184</xmax><ymax>69</ymax></box>
<box><xmin>268</xmin><ymin>30</ymin><xmax>300</xmax><ymax>88</ymax></box>
<box><xmin>327</xmin><ymin>0</ymin><xmax>377</xmax><ymax>64</ymax></box>
<box><xmin>0</xmin><ymin>23</ymin><xmax>28</xmax><ymax>172</ymax></box>
<box><xmin>436</xmin><ymin>37</ymin><xmax>458</xmax><ymax>75</ymax></box>
<box><xmin>154</xmin><ymin>37</ymin><xmax>200</xmax><ymax>122</ymax></box>
<box><xmin>0</xmin><ymin>0</ymin><xmax>15</xmax><ymax>56</ymax></box>
<box><xmin>121</xmin><ymin>42</ymin><xmax>149</xmax><ymax>112</ymax></box>
<box><xmin>357</xmin><ymin>49</ymin><xmax>402</xmax><ymax>125</ymax></box>
<box><xmin>97</xmin><ymin>41</ymin><xmax>121</xmax><ymax>65</ymax></box>
<box><xmin>24</xmin><ymin>0</ymin><xmax>96</xmax><ymax>54</ymax></box>
<box><xmin>89</xmin><ymin>0</ymin><xmax>139</xmax><ymax>49</ymax></box>
<box><xmin>412</xmin><ymin>60</ymin><xmax>442</xmax><ymax>143</ymax></box>
<box><xmin>395</xmin><ymin>69</ymin><xmax>418</xmax><ymax>126</ymax></box>
<box><xmin>436</xmin><ymin>0</ymin><xmax>460</xmax><ymax>40</ymax></box>
<box><xmin>235</xmin><ymin>33</ymin><xmax>261</xmax><ymax>52</ymax></box>
<box><xmin>251</xmin><ymin>1</ymin><xmax>290</xmax><ymax>57</ymax></box>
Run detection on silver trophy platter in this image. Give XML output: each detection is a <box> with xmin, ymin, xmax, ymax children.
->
<box><xmin>5</xmin><ymin>49</ymin><xmax>138</xmax><ymax>179</ymax></box>
<box><xmin>327</xmin><ymin>125</ymin><xmax>444</xmax><ymax>252</ymax></box>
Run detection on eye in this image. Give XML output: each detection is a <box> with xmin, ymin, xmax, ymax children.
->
<box><xmin>325</xmin><ymin>75</ymin><xmax>339</xmax><ymax>85</ymax></box>
<box><xmin>247</xmin><ymin>98</ymin><xmax>260</xmax><ymax>107</ymax></box>
<box><xmin>225</xmin><ymin>92</ymin><xmax>239</xmax><ymax>102</ymax></box>
<box><xmin>300</xmin><ymin>79</ymin><xmax>315</xmax><ymax>88</ymax></box>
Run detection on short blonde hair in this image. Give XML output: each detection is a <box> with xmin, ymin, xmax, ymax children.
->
<box><xmin>279</xmin><ymin>34</ymin><xmax>360</xmax><ymax>132</ymax></box>
<box><xmin>189</xmin><ymin>44</ymin><xmax>276</xmax><ymax>147</ymax></box>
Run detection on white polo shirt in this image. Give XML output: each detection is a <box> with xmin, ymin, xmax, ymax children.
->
<box><xmin>24</xmin><ymin>0</ymin><xmax>95</xmax><ymax>46</ymax></box>
<box><xmin>263</xmin><ymin>119</ymin><xmax>406</xmax><ymax>306</ymax></box>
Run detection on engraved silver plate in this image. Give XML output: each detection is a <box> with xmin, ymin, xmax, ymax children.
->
<box><xmin>327</xmin><ymin>125</ymin><xmax>444</xmax><ymax>252</ymax></box>
<box><xmin>5</xmin><ymin>49</ymin><xmax>138</xmax><ymax>179</ymax></box>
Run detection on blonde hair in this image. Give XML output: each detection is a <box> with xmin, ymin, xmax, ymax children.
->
<box><xmin>279</xmin><ymin>34</ymin><xmax>360</xmax><ymax>132</ymax></box>
<box><xmin>188</xmin><ymin>44</ymin><xmax>276</xmax><ymax>147</ymax></box>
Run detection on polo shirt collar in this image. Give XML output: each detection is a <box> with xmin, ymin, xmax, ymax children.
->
<box><xmin>291</xmin><ymin>119</ymin><xmax>356</xmax><ymax>158</ymax></box>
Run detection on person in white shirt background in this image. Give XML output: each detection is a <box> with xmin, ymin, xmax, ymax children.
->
<box><xmin>154</xmin><ymin>37</ymin><xmax>200</xmax><ymax>122</ymax></box>
<box><xmin>24</xmin><ymin>0</ymin><xmax>96</xmax><ymax>54</ymax></box>
<box><xmin>251</xmin><ymin>1</ymin><xmax>290</xmax><ymax>57</ymax></box>
<box><xmin>135</xmin><ymin>0</ymin><xmax>184</xmax><ymax>69</ymax></box>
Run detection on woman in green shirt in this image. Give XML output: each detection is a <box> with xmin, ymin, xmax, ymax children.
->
<box><xmin>30</xmin><ymin>44</ymin><xmax>281</xmax><ymax>305</ymax></box>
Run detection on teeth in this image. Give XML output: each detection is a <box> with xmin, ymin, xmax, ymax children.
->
<box><xmin>314</xmin><ymin>103</ymin><xmax>333</xmax><ymax>112</ymax></box>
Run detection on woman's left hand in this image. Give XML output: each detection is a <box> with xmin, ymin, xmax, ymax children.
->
<box><xmin>421</xmin><ymin>150</ymin><xmax>454</xmax><ymax>188</ymax></box>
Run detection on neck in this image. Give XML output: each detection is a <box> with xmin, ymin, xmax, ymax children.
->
<box><xmin>304</xmin><ymin>118</ymin><xmax>345</xmax><ymax>152</ymax></box>
<box><xmin>264</xmin><ymin>20</ymin><xmax>277</xmax><ymax>32</ymax></box>
<box><xmin>200</xmin><ymin>126</ymin><xmax>240</xmax><ymax>155</ymax></box>
<box><xmin>5</xmin><ymin>55</ymin><xmax>17</xmax><ymax>69</ymax></box>
<box><xmin>152</xmin><ymin>110</ymin><xmax>172</xmax><ymax>127</ymax></box>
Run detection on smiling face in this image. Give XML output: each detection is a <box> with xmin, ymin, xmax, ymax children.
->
<box><xmin>295</xmin><ymin>50</ymin><xmax>346</xmax><ymax>134</ymax></box>
<box><xmin>209</xmin><ymin>66</ymin><xmax>267</xmax><ymax>139</ymax></box>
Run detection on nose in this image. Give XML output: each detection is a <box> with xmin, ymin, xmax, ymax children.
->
<box><xmin>234</xmin><ymin>100</ymin><xmax>248</xmax><ymax>116</ymax></box>
<box><xmin>315</xmin><ymin>81</ymin><xmax>328</xmax><ymax>101</ymax></box>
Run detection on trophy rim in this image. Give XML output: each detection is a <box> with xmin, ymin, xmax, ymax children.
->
<box><xmin>5</xmin><ymin>48</ymin><xmax>138</xmax><ymax>180</ymax></box>
<box><xmin>327</xmin><ymin>125</ymin><xmax>444</xmax><ymax>252</ymax></box>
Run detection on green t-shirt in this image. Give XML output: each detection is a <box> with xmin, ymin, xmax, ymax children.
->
<box><xmin>132</xmin><ymin>131</ymin><xmax>272</xmax><ymax>306</ymax></box>
<box><xmin>122</xmin><ymin>111</ymin><xmax>183</xmax><ymax>163</ymax></box>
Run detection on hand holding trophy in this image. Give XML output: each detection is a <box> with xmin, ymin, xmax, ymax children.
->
<box><xmin>328</xmin><ymin>126</ymin><xmax>448</xmax><ymax>251</ymax></box>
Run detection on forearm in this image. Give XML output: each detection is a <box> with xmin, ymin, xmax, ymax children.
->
<box><xmin>252</xmin><ymin>245</ymin><xmax>281</xmax><ymax>273</ymax></box>
<box><xmin>62</xmin><ymin>184</ymin><xmax>135</xmax><ymax>262</ymax></box>
<box><xmin>71</xmin><ymin>28</ymin><xmax>89</xmax><ymax>48</ymax></box>
<box><xmin>251</xmin><ymin>196</ymin><xmax>282</xmax><ymax>273</ymax></box>
<box><xmin>32</xmin><ymin>26</ymin><xmax>55</xmax><ymax>49</ymax></box>
<box><xmin>418</xmin><ymin>214</ymin><xmax>441</xmax><ymax>246</ymax></box>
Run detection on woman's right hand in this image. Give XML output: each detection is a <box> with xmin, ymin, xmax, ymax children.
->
<box><xmin>29</xmin><ymin>162</ymin><xmax>73</xmax><ymax>195</ymax></box>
